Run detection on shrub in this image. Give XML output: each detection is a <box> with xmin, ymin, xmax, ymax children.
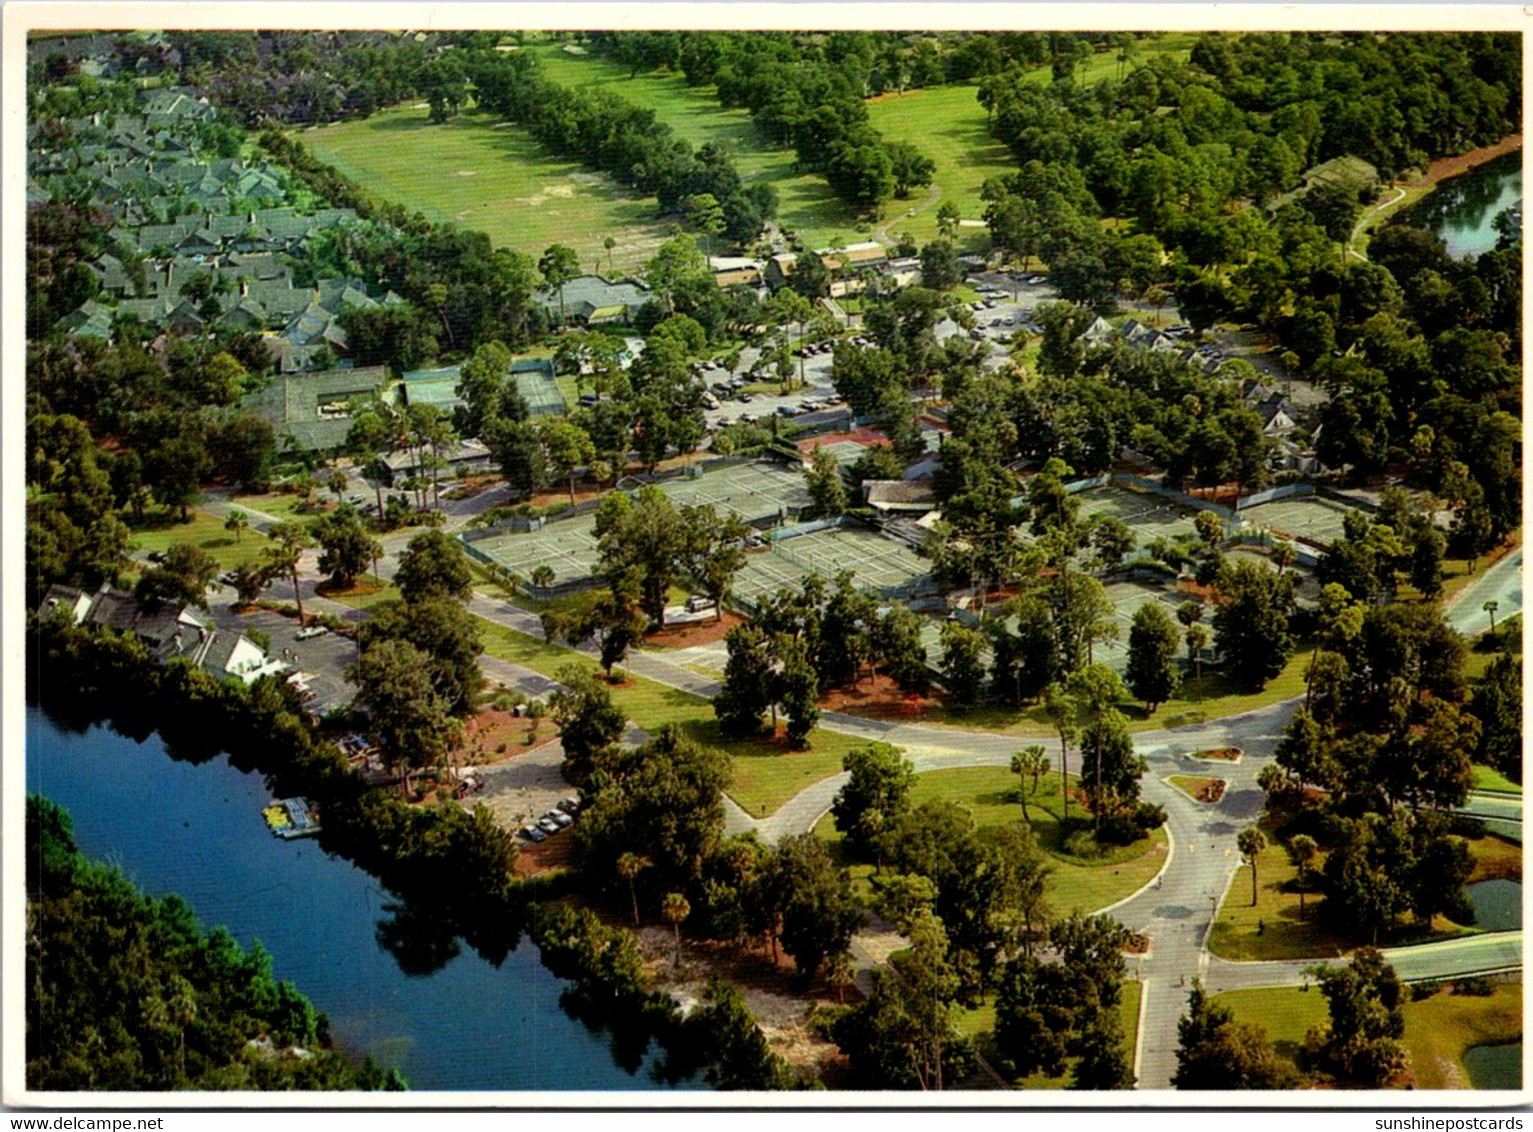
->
<box><xmin>1411</xmin><ymin>980</ymin><xmax>1443</xmax><ymax>1001</ymax></box>
<box><xmin>1452</xmin><ymin>977</ymin><xmax>1495</xmax><ymax>997</ymax></box>
<box><xmin>1063</xmin><ymin>830</ymin><xmax>1103</xmax><ymax>859</ymax></box>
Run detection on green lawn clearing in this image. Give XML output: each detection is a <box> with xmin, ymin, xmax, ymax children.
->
<box><xmin>125</xmin><ymin>507</ymin><xmax>273</xmax><ymax>571</ymax></box>
<box><xmin>1472</xmin><ymin>765</ymin><xmax>1522</xmax><ymax>796</ymax></box>
<box><xmin>1214</xmin><ymin>983</ymin><xmax>1523</xmax><ymax>1089</ymax></box>
<box><xmin>300</xmin><ymin>103</ymin><xmax>675</xmax><ymax>273</ymax></box>
<box><xmin>1209</xmin><ymin>822</ymin><xmax>1510</xmax><ymax>961</ymax></box>
<box><xmin>814</xmin><ymin>765</ymin><xmax>1166</xmax><ymax>917</ymax></box>
<box><xmin>322</xmin><ymin>579</ymin><xmax>400</xmax><ymax>612</ymax></box>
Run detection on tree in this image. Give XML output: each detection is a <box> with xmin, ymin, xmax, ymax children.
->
<box><xmin>777</xmin><ymin>633</ymin><xmax>820</xmax><ymax>749</ymax></box>
<box><xmin>604</xmin><ymin>235</ymin><xmax>617</xmax><ymax>275</ymax></box>
<box><xmin>1043</xmin><ymin>683</ymin><xmax>1079</xmax><ymax>826</ymax></box>
<box><xmin>919</xmin><ymin>240</ymin><xmax>961</xmax><ymax>291</ymax></box>
<box><xmin>1173</xmin><ymin>980</ymin><xmax>1289</xmax><ymax>1089</ymax></box>
<box><xmin>775</xmin><ymin>833</ymin><xmax>866</xmax><ymax>986</ymax></box>
<box><xmin>359</xmin><ymin>596</ymin><xmax>484</xmax><ymax>716</ymax></box>
<box><xmin>1211</xmin><ymin>559</ymin><xmax>1296</xmax><ymax>691</ymax></box>
<box><xmin>1237</xmin><ymin>826</ymin><xmax>1267</xmax><ymax>907</ymax></box>
<box><xmin>1288</xmin><ymin>834</ymin><xmax>1319</xmax><ymax>921</ymax></box>
<box><xmin>223</xmin><ymin>511</ymin><xmax>250</xmax><ymax>543</ymax></box>
<box><xmin>227</xmin><ymin>562</ymin><xmax>268</xmax><ymax>606</ymax></box>
<box><xmin>146</xmin><ymin>434</ymin><xmax>211</xmax><ymax>522</ymax></box>
<box><xmin>1077</xmin><ymin>708</ymin><xmax>1143</xmax><ymax>826</ymax></box>
<box><xmin>805</xmin><ymin>444</ymin><xmax>848</xmax><ymax>517</ymax></box>
<box><xmin>714</xmin><ymin>624</ymin><xmax>774</xmax><ymax>738</ymax></box>
<box><xmin>539</xmin><ymin>244</ymin><xmax>581</xmax><ymax>325</ymax></box>
<box><xmin>539</xmin><ymin>417</ymin><xmax>597</xmax><ymax>505</ymax></box>
<box><xmin>832</xmin><ymin>743</ymin><xmax>914</xmax><ymax>860</ymax></box>
<box><xmin>1011</xmin><ymin>745</ymin><xmax>1049</xmax><ymax>824</ymax></box>
<box><xmin>312</xmin><ymin>510</ymin><xmax>381</xmax><ymax>591</ymax></box>
<box><xmin>689</xmin><ymin>976</ymin><xmax>794</xmax><ymax>1090</ymax></box>
<box><xmin>680</xmin><ymin>505</ymin><xmax>748</xmax><ymax>622</ymax></box>
<box><xmin>1308</xmin><ymin>948</ymin><xmax>1408</xmax><ymax>1086</ymax></box>
<box><xmin>1468</xmin><ymin>653</ymin><xmax>1521</xmax><ymax>777</ymax></box>
<box><xmin>938</xmin><ymin>621</ymin><xmax>986</xmax><ymax>706</ymax></box>
<box><xmin>1184</xmin><ymin>623</ymin><xmax>1209</xmax><ymax>702</ymax></box>
<box><xmin>350</xmin><ymin>638</ymin><xmax>461</xmax><ymax>791</ymax></box>
<box><xmin>662</xmin><ymin>892</ymin><xmax>691</xmax><ymax>969</ymax></box>
<box><xmin>550</xmin><ymin>665</ymin><xmax>627</xmax><ymax>785</ymax></box>
<box><xmin>1126</xmin><ymin>602</ymin><xmax>1180</xmax><ymax>712</ymax></box>
<box><xmin>595</xmin><ymin>487</ymin><xmax>688</xmax><ymax>626</ymax></box>
<box><xmin>935</xmin><ymin>201</ymin><xmax>961</xmax><ymax>241</ymax></box>
<box><xmin>616</xmin><ymin>852</ymin><xmax>649</xmax><ymax>927</ymax></box>
<box><xmin>134</xmin><ymin>543</ymin><xmax>219</xmax><ymax>611</ymax></box>
<box><xmin>262</xmin><ymin>521</ymin><xmax>311</xmax><ymax>626</ymax></box>
<box><xmin>394</xmin><ymin>529</ymin><xmax>472</xmax><ymax>603</ymax></box>
<box><xmin>874</xmin><ymin>606</ymin><xmax>929</xmax><ymax>695</ymax></box>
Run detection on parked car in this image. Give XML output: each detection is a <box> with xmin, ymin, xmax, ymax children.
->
<box><xmin>557</xmin><ymin>797</ymin><xmax>582</xmax><ymax>815</ymax></box>
<box><xmin>520</xmin><ymin>825</ymin><xmax>547</xmax><ymax>843</ymax></box>
<box><xmin>1027</xmin><ymin>274</ymin><xmax>1047</xmax><ymax>285</ymax></box>
<box><xmin>146</xmin><ymin>550</ymin><xmax>167</xmax><ymax>564</ymax></box>
<box><xmin>537</xmin><ymin>816</ymin><xmax>562</xmax><ymax>835</ymax></box>
<box><xmin>738</xmin><ymin>393</ymin><xmax>754</xmax><ymax>403</ymax></box>
<box><xmin>219</xmin><ymin>571</ymin><xmax>238</xmax><ymax>585</ymax></box>
<box><xmin>295</xmin><ymin>624</ymin><xmax>329</xmax><ymax>640</ymax></box>
<box><xmin>545</xmin><ymin>809</ymin><xmax>574</xmax><ymax>829</ymax></box>
<box><xmin>685</xmin><ymin>594</ymin><xmax>717</xmax><ymax>613</ymax></box>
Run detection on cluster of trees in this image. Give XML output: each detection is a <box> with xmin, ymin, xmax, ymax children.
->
<box><xmin>349</xmin><ymin>530</ymin><xmax>482</xmax><ymax>789</ymax></box>
<box><xmin>471</xmin><ymin>50</ymin><xmax>775</xmax><ymax>246</ymax></box>
<box><xmin>26</xmin><ymin>795</ymin><xmax>405</xmax><ymax>1091</ymax></box>
<box><xmin>712</xmin><ymin>571</ymin><xmax>935</xmax><ymax>748</ymax></box>
<box><xmin>585</xmin><ymin>31</ymin><xmax>936</xmax><ymax>212</ymax></box>
<box><xmin>1175</xmin><ymin>949</ymin><xmax>1412</xmax><ymax>1089</ymax></box>
<box><xmin>1259</xmin><ymin>574</ymin><xmax>1494</xmax><ymax>939</ymax></box>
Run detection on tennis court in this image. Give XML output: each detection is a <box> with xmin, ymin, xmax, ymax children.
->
<box><xmin>734</xmin><ymin>549</ymin><xmax>816</xmax><ymax>606</ymax></box>
<box><xmin>1239</xmin><ymin>496</ymin><xmax>1358</xmax><ymax>547</ymax></box>
<box><xmin>771</xmin><ymin>525</ymin><xmax>933</xmax><ymax>597</ymax></box>
<box><xmin>1076</xmin><ymin>485</ymin><xmax>1202</xmax><ymax>545</ymax></box>
<box><xmin>660</xmin><ymin>461</ymin><xmax>813</xmax><ymax>524</ymax></box>
<box><xmin>469</xmin><ymin>514</ymin><xmax>601</xmax><ymax>586</ymax></box>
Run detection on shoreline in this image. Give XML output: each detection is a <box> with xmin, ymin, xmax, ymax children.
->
<box><xmin>1406</xmin><ymin>132</ymin><xmax>1523</xmax><ymax>190</ymax></box>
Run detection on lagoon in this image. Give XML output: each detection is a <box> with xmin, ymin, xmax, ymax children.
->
<box><xmin>26</xmin><ymin>704</ymin><xmax>690</xmax><ymax>1092</ymax></box>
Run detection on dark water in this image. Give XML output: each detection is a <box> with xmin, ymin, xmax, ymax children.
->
<box><xmin>1465</xmin><ymin>878</ymin><xmax>1523</xmax><ymax>932</ymax></box>
<box><xmin>1463</xmin><ymin>1042</ymin><xmax>1522</xmax><ymax>1090</ymax></box>
<box><xmin>26</xmin><ymin>704</ymin><xmax>689</xmax><ymax>1092</ymax></box>
<box><xmin>1401</xmin><ymin>150</ymin><xmax>1522</xmax><ymax>258</ymax></box>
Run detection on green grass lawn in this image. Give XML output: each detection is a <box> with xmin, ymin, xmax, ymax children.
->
<box><xmin>1472</xmin><ymin>765</ymin><xmax>1522</xmax><ymax>795</ymax></box>
<box><xmin>815</xmin><ymin>765</ymin><xmax>1166</xmax><ymax>917</ymax></box>
<box><xmin>528</xmin><ymin>43</ymin><xmax>860</xmax><ymax>250</ymax></box>
<box><xmin>1208</xmin><ymin>822</ymin><xmax>1514</xmax><ymax>961</ymax></box>
<box><xmin>473</xmin><ymin>615</ymin><xmax>868</xmax><ymax>813</ymax></box>
<box><xmin>866</xmin><ymin>84</ymin><xmax>1017</xmax><ymax>242</ymax></box>
<box><xmin>227</xmin><ymin>491</ymin><xmax>324</xmax><ymax>526</ymax></box>
<box><xmin>1214</xmin><ymin>984</ymin><xmax>1522</xmax><ymax>1089</ymax></box>
<box><xmin>300</xmin><ymin>103</ymin><xmax>675</xmax><ymax>273</ymax></box>
<box><xmin>125</xmin><ymin>507</ymin><xmax>273</xmax><ymax>571</ymax></box>
<box><xmin>323</xmin><ymin>579</ymin><xmax>400</xmax><ymax>612</ymax></box>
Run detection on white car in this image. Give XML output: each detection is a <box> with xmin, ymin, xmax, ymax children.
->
<box><xmin>295</xmin><ymin>624</ymin><xmax>330</xmax><ymax>640</ymax></box>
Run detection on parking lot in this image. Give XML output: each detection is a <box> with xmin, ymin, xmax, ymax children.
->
<box><xmin>702</xmin><ymin>344</ymin><xmax>843</xmax><ymax>430</ymax></box>
<box><xmin>207</xmin><ymin>602</ymin><xmax>358</xmax><ymax>712</ymax></box>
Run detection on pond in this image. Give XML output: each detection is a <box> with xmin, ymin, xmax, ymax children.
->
<box><xmin>26</xmin><ymin>704</ymin><xmax>695</xmax><ymax>1092</ymax></box>
<box><xmin>1465</xmin><ymin>878</ymin><xmax>1523</xmax><ymax>933</ymax></box>
<box><xmin>1463</xmin><ymin>1042</ymin><xmax>1522</xmax><ymax>1090</ymax></box>
<box><xmin>1401</xmin><ymin>149</ymin><xmax>1522</xmax><ymax>259</ymax></box>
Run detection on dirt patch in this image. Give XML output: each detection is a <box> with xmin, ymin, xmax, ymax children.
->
<box><xmin>819</xmin><ymin>672</ymin><xmax>941</xmax><ymax>720</ymax></box>
<box><xmin>644</xmin><ymin>612</ymin><xmax>744</xmax><ymax>650</ymax></box>
<box><xmin>514</xmin><ymin>831</ymin><xmax>575</xmax><ymax>876</ymax></box>
<box><xmin>453</xmin><ymin>706</ymin><xmax>555</xmax><ymax>766</ymax></box>
<box><xmin>1408</xmin><ymin>134</ymin><xmax>1523</xmax><ymax>188</ymax></box>
<box><xmin>637</xmin><ymin>926</ymin><xmax>850</xmax><ymax>1081</ymax></box>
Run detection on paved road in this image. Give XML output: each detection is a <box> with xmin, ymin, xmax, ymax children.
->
<box><xmin>1445</xmin><ymin>547</ymin><xmax>1522</xmax><ymax>637</ymax></box>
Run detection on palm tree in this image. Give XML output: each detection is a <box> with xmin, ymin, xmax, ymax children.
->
<box><xmin>166</xmin><ymin>975</ymin><xmax>196</xmax><ymax>1077</ymax></box>
<box><xmin>1272</xmin><ymin>540</ymin><xmax>1295</xmax><ymax>578</ymax></box>
<box><xmin>1237</xmin><ymin>827</ymin><xmax>1267</xmax><ymax>907</ymax></box>
<box><xmin>1287</xmin><ymin>834</ymin><xmax>1318</xmax><ymax>921</ymax></box>
<box><xmin>223</xmin><ymin>510</ymin><xmax>250</xmax><ymax>543</ymax></box>
<box><xmin>604</xmin><ymin>235</ymin><xmax>617</xmax><ymax>275</ymax></box>
<box><xmin>1484</xmin><ymin>600</ymin><xmax>1499</xmax><ymax>638</ymax></box>
<box><xmin>1010</xmin><ymin>745</ymin><xmax>1049</xmax><ymax>823</ymax></box>
<box><xmin>661</xmin><ymin>892</ymin><xmax>690</xmax><ymax>969</ymax></box>
<box><xmin>530</xmin><ymin>564</ymin><xmax>556</xmax><ymax>593</ymax></box>
<box><xmin>616</xmin><ymin>852</ymin><xmax>649</xmax><ymax>926</ymax></box>
<box><xmin>1185</xmin><ymin>623</ymin><xmax>1208</xmax><ymax>702</ymax></box>
<box><xmin>1043</xmin><ymin>685</ymin><xmax>1078</xmax><ymax>825</ymax></box>
<box><xmin>264</xmin><ymin>521</ymin><xmax>312</xmax><ymax>626</ymax></box>
<box><xmin>825</xmin><ymin>949</ymin><xmax>855</xmax><ymax>1004</ymax></box>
